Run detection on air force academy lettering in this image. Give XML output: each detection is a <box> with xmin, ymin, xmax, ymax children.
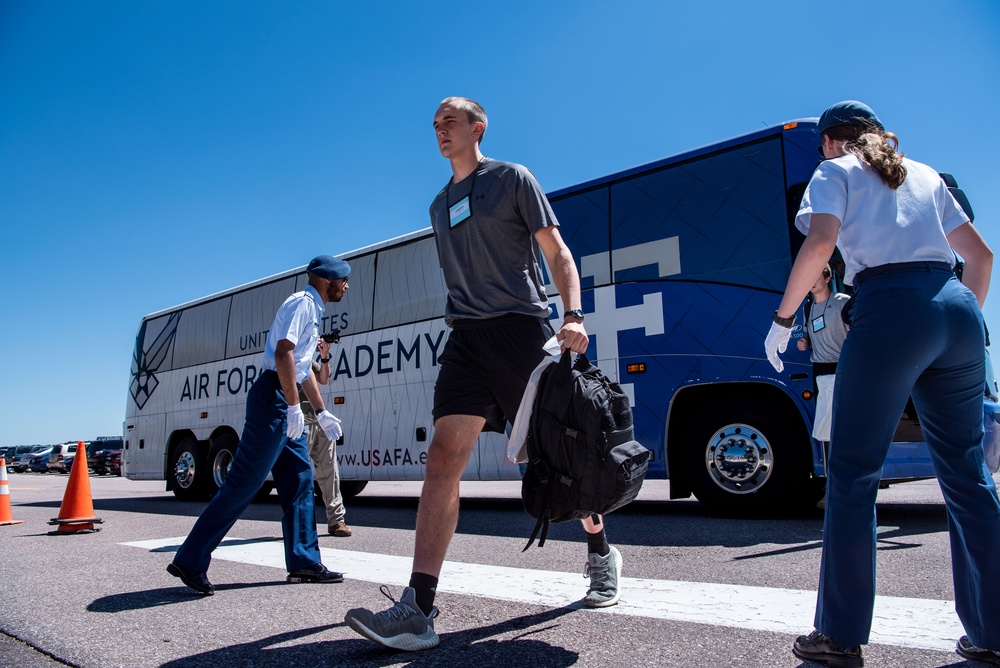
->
<box><xmin>179</xmin><ymin>329</ymin><xmax>447</xmax><ymax>402</ymax></box>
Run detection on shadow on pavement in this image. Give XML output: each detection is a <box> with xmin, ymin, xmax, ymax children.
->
<box><xmin>158</xmin><ymin>606</ymin><xmax>581</xmax><ymax>667</ymax></box>
<box><xmin>87</xmin><ymin>580</ymin><xmax>290</xmax><ymax>613</ymax></box>
<box><xmin>19</xmin><ymin>491</ymin><xmax>951</xmax><ymax>552</ymax></box>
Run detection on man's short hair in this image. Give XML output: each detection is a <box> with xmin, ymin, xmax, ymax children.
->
<box><xmin>440</xmin><ymin>96</ymin><xmax>487</xmax><ymax>145</ymax></box>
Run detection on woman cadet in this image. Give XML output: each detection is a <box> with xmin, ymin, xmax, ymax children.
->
<box><xmin>765</xmin><ymin>100</ymin><xmax>1000</xmax><ymax>668</ymax></box>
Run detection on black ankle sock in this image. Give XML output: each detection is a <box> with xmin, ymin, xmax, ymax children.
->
<box><xmin>586</xmin><ymin>527</ymin><xmax>610</xmax><ymax>557</ymax></box>
<box><xmin>408</xmin><ymin>572</ymin><xmax>438</xmax><ymax>616</ymax></box>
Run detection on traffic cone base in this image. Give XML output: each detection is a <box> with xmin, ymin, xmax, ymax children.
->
<box><xmin>47</xmin><ymin>518</ymin><xmax>103</xmax><ymax>534</ymax></box>
<box><xmin>0</xmin><ymin>457</ymin><xmax>24</xmax><ymax>526</ymax></box>
<box><xmin>48</xmin><ymin>442</ymin><xmax>103</xmax><ymax>535</ymax></box>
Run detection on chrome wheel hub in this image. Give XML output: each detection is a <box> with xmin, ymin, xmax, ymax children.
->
<box><xmin>704</xmin><ymin>423</ymin><xmax>773</xmax><ymax>494</ymax></box>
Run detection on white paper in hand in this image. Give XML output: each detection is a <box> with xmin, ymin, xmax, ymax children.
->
<box><xmin>507</xmin><ymin>335</ymin><xmax>563</xmax><ymax>464</ymax></box>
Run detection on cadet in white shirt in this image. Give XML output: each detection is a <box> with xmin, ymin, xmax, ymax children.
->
<box><xmin>168</xmin><ymin>255</ymin><xmax>350</xmax><ymax>595</ymax></box>
<box><xmin>766</xmin><ymin>100</ymin><xmax>1000</xmax><ymax>668</ymax></box>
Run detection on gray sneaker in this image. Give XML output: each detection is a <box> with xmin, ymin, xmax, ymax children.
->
<box><xmin>584</xmin><ymin>545</ymin><xmax>622</xmax><ymax>607</ymax></box>
<box><xmin>345</xmin><ymin>585</ymin><xmax>439</xmax><ymax>651</ymax></box>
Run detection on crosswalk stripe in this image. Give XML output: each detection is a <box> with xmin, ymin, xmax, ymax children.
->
<box><xmin>124</xmin><ymin>536</ymin><xmax>962</xmax><ymax>653</ymax></box>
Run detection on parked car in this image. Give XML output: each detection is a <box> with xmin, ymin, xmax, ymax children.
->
<box><xmin>6</xmin><ymin>445</ymin><xmax>38</xmax><ymax>472</ymax></box>
<box><xmin>11</xmin><ymin>445</ymin><xmax>51</xmax><ymax>473</ymax></box>
<box><xmin>27</xmin><ymin>447</ymin><xmax>54</xmax><ymax>473</ymax></box>
<box><xmin>88</xmin><ymin>439</ymin><xmax>122</xmax><ymax>473</ymax></box>
<box><xmin>92</xmin><ymin>444</ymin><xmax>123</xmax><ymax>476</ymax></box>
<box><xmin>47</xmin><ymin>442</ymin><xmax>79</xmax><ymax>474</ymax></box>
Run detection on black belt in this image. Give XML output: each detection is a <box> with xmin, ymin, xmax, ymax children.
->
<box><xmin>813</xmin><ymin>362</ymin><xmax>838</xmax><ymax>377</ymax></box>
<box><xmin>853</xmin><ymin>261</ymin><xmax>953</xmax><ymax>287</ymax></box>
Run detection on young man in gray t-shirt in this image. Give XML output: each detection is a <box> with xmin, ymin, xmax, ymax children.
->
<box><xmin>346</xmin><ymin>97</ymin><xmax>622</xmax><ymax>651</ymax></box>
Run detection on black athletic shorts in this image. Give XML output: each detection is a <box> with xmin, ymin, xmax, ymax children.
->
<box><xmin>432</xmin><ymin>313</ymin><xmax>555</xmax><ymax>432</ymax></box>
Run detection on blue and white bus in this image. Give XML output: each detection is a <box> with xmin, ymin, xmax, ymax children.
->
<box><xmin>124</xmin><ymin>117</ymin><xmax>998</xmax><ymax>512</ymax></box>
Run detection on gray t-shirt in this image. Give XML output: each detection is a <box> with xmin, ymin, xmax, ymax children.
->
<box><xmin>430</xmin><ymin>157</ymin><xmax>557</xmax><ymax>324</ymax></box>
<box><xmin>807</xmin><ymin>293</ymin><xmax>850</xmax><ymax>365</ymax></box>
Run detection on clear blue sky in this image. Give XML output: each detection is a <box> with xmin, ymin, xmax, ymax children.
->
<box><xmin>1</xmin><ymin>1</ymin><xmax>998</xmax><ymax>446</ymax></box>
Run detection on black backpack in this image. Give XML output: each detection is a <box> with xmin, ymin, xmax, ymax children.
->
<box><xmin>521</xmin><ymin>351</ymin><xmax>651</xmax><ymax>549</ymax></box>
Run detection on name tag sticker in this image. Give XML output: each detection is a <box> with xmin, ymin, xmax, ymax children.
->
<box><xmin>449</xmin><ymin>196</ymin><xmax>471</xmax><ymax>227</ymax></box>
<box><xmin>812</xmin><ymin>315</ymin><xmax>826</xmax><ymax>333</ymax></box>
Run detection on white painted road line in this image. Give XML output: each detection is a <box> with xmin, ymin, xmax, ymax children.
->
<box><xmin>125</xmin><ymin>536</ymin><xmax>963</xmax><ymax>652</ymax></box>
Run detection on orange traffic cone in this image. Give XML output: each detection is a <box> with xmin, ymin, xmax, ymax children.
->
<box><xmin>48</xmin><ymin>442</ymin><xmax>103</xmax><ymax>535</ymax></box>
<box><xmin>0</xmin><ymin>457</ymin><xmax>24</xmax><ymax>526</ymax></box>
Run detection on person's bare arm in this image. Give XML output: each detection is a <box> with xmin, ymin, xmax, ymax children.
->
<box><xmin>316</xmin><ymin>338</ymin><xmax>331</xmax><ymax>385</ymax></box>
<box><xmin>948</xmin><ymin>222</ymin><xmax>993</xmax><ymax>308</ymax></box>
<box><xmin>275</xmin><ymin>339</ymin><xmax>300</xmax><ymax>406</ymax></box>
<box><xmin>300</xmin><ymin>372</ymin><xmax>325</xmax><ymax>413</ymax></box>
<box><xmin>776</xmin><ymin>215</ymin><xmax>841</xmax><ymax>319</ymax></box>
<box><xmin>535</xmin><ymin>226</ymin><xmax>589</xmax><ymax>354</ymax></box>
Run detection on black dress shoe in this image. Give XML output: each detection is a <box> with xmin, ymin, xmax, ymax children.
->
<box><xmin>167</xmin><ymin>562</ymin><xmax>214</xmax><ymax>595</ymax></box>
<box><xmin>792</xmin><ymin>629</ymin><xmax>863</xmax><ymax>667</ymax></box>
<box><xmin>287</xmin><ymin>563</ymin><xmax>344</xmax><ymax>584</ymax></box>
<box><xmin>957</xmin><ymin>635</ymin><xmax>1000</xmax><ymax>666</ymax></box>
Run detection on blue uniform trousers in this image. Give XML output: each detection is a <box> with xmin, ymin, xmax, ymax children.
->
<box><xmin>815</xmin><ymin>266</ymin><xmax>1000</xmax><ymax>650</ymax></box>
<box><xmin>174</xmin><ymin>370</ymin><xmax>320</xmax><ymax>573</ymax></box>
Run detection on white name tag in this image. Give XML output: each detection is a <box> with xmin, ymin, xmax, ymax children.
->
<box><xmin>449</xmin><ymin>196</ymin><xmax>471</xmax><ymax>227</ymax></box>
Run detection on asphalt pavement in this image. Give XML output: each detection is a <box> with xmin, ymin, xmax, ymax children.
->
<box><xmin>1</xmin><ymin>468</ymin><xmax>996</xmax><ymax>667</ymax></box>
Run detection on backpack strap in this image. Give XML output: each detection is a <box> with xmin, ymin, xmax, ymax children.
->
<box><xmin>523</xmin><ymin>516</ymin><xmax>550</xmax><ymax>551</ymax></box>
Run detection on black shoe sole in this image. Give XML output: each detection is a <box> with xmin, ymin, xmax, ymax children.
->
<box><xmin>167</xmin><ymin>563</ymin><xmax>214</xmax><ymax>595</ymax></box>
<box><xmin>957</xmin><ymin>648</ymin><xmax>1000</xmax><ymax>667</ymax></box>
<box><xmin>792</xmin><ymin>646</ymin><xmax>863</xmax><ymax>668</ymax></box>
<box><xmin>286</xmin><ymin>572</ymin><xmax>344</xmax><ymax>584</ymax></box>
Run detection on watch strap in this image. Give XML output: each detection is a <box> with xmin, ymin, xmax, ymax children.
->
<box><xmin>772</xmin><ymin>311</ymin><xmax>796</xmax><ymax>328</ymax></box>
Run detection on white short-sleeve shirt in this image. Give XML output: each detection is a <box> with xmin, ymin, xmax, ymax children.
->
<box><xmin>261</xmin><ymin>285</ymin><xmax>325</xmax><ymax>383</ymax></box>
<box><xmin>795</xmin><ymin>155</ymin><xmax>968</xmax><ymax>286</ymax></box>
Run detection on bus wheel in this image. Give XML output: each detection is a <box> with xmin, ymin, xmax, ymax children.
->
<box><xmin>208</xmin><ymin>434</ymin><xmax>238</xmax><ymax>496</ymax></box>
<box><xmin>170</xmin><ymin>437</ymin><xmax>208</xmax><ymax>501</ymax></box>
<box><xmin>339</xmin><ymin>480</ymin><xmax>368</xmax><ymax>500</ymax></box>
<box><xmin>682</xmin><ymin>399</ymin><xmax>806</xmax><ymax>515</ymax></box>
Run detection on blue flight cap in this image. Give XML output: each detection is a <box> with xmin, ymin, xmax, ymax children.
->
<box><xmin>307</xmin><ymin>255</ymin><xmax>351</xmax><ymax>280</ymax></box>
<box><xmin>817</xmin><ymin>100</ymin><xmax>885</xmax><ymax>135</ymax></box>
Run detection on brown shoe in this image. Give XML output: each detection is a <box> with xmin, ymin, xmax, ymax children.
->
<box><xmin>329</xmin><ymin>522</ymin><xmax>353</xmax><ymax>537</ymax></box>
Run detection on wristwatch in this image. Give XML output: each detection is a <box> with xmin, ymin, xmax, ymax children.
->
<box><xmin>565</xmin><ymin>308</ymin><xmax>585</xmax><ymax>321</ymax></box>
<box><xmin>320</xmin><ymin>356</ymin><xmax>331</xmax><ymax>364</ymax></box>
<box><xmin>772</xmin><ymin>311</ymin><xmax>796</xmax><ymax>328</ymax></box>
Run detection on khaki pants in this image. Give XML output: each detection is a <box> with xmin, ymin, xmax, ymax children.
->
<box><xmin>307</xmin><ymin>424</ymin><xmax>345</xmax><ymax>525</ymax></box>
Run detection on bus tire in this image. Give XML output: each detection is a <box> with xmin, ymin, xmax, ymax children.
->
<box><xmin>207</xmin><ymin>434</ymin><xmax>238</xmax><ymax>497</ymax></box>
<box><xmin>339</xmin><ymin>480</ymin><xmax>368</xmax><ymax>500</ymax></box>
<box><xmin>169</xmin><ymin>437</ymin><xmax>209</xmax><ymax>501</ymax></box>
<box><xmin>681</xmin><ymin>398</ymin><xmax>807</xmax><ymax>515</ymax></box>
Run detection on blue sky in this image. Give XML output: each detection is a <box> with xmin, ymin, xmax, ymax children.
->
<box><xmin>1</xmin><ymin>1</ymin><xmax>998</xmax><ymax>446</ymax></box>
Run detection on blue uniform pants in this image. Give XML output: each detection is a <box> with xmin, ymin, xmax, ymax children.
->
<box><xmin>174</xmin><ymin>370</ymin><xmax>320</xmax><ymax>573</ymax></box>
<box><xmin>815</xmin><ymin>266</ymin><xmax>1000</xmax><ymax>650</ymax></box>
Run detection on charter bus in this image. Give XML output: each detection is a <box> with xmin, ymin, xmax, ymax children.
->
<box><xmin>124</xmin><ymin>117</ymin><xmax>999</xmax><ymax>513</ymax></box>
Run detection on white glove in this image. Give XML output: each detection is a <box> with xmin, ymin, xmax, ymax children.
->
<box><xmin>764</xmin><ymin>321</ymin><xmax>792</xmax><ymax>372</ymax></box>
<box><xmin>317</xmin><ymin>409</ymin><xmax>343</xmax><ymax>441</ymax></box>
<box><xmin>286</xmin><ymin>404</ymin><xmax>305</xmax><ymax>440</ymax></box>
